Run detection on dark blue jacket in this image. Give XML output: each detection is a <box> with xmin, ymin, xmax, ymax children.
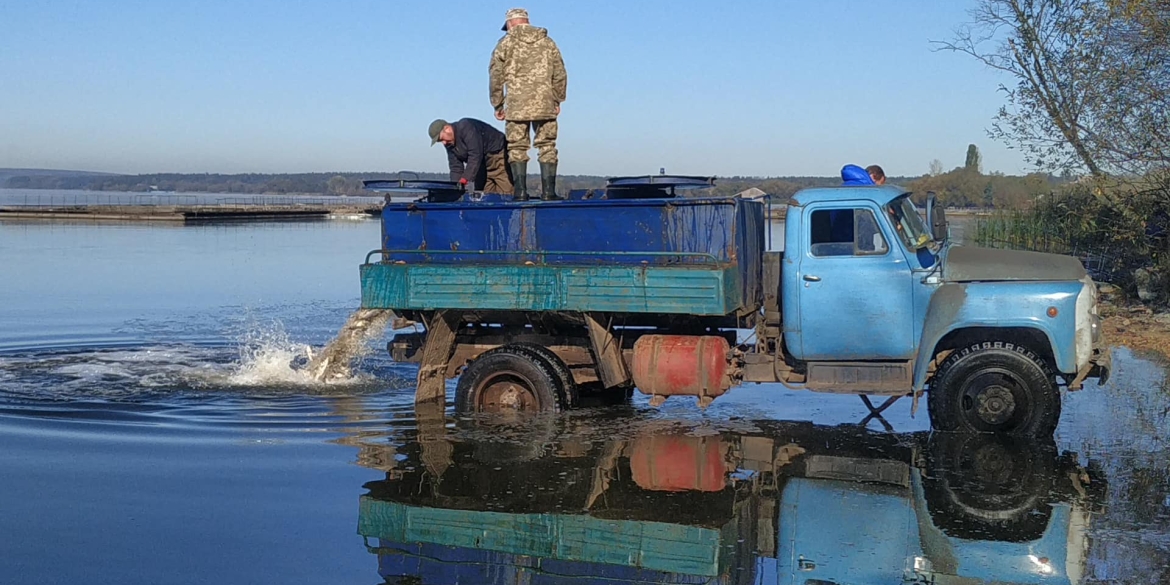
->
<box><xmin>446</xmin><ymin>118</ymin><xmax>508</xmax><ymax>183</ymax></box>
<box><xmin>841</xmin><ymin>164</ymin><xmax>875</xmax><ymax>186</ymax></box>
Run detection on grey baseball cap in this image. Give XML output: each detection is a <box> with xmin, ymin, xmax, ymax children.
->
<box><xmin>428</xmin><ymin>119</ymin><xmax>448</xmax><ymax>145</ymax></box>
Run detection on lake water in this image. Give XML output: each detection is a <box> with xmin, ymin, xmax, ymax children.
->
<box><xmin>1</xmin><ymin>205</ymin><xmax>1168</xmax><ymax>583</ymax></box>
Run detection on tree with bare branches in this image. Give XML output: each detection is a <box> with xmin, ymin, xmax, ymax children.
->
<box><xmin>935</xmin><ymin>0</ymin><xmax>1168</xmax><ymax>179</ymax></box>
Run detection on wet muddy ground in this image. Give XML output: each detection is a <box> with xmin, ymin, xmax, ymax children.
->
<box><xmin>0</xmin><ymin>218</ymin><xmax>1167</xmax><ymax>584</ymax></box>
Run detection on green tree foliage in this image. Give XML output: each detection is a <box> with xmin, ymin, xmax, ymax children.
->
<box><xmin>909</xmin><ymin>144</ymin><xmax>1063</xmax><ymax>208</ymax></box>
<box><xmin>964</xmin><ymin>144</ymin><xmax>982</xmax><ymax>173</ymax></box>
<box><xmin>937</xmin><ymin>0</ymin><xmax>1168</xmax><ymax>180</ymax></box>
<box><xmin>941</xmin><ymin>0</ymin><xmax>1169</xmax><ymax>300</ymax></box>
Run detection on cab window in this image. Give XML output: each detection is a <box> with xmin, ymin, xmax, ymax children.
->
<box><xmin>809</xmin><ymin>208</ymin><xmax>888</xmax><ymax>257</ymax></box>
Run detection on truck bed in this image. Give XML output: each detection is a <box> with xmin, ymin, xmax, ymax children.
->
<box><xmin>360</xmin><ymin>196</ymin><xmax>765</xmax><ymax>316</ymax></box>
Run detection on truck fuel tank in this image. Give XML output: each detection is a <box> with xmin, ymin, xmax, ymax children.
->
<box><xmin>631</xmin><ymin>335</ymin><xmax>734</xmax><ymax>404</ymax></box>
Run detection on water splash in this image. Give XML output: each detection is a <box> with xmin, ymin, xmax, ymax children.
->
<box><xmin>0</xmin><ymin>316</ymin><xmax>397</xmax><ymax>399</ymax></box>
<box><xmin>305</xmin><ymin>309</ymin><xmax>396</xmax><ymax>383</ymax></box>
<box><xmin>225</xmin><ymin>323</ymin><xmax>318</xmax><ymax>386</ymax></box>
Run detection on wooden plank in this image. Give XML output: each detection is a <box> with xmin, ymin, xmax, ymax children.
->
<box><xmin>585</xmin><ymin>313</ymin><xmax>631</xmax><ymax>389</ymax></box>
<box><xmin>762</xmin><ymin>251</ymin><xmax>782</xmax><ymax>316</ymax></box>
<box><xmin>360</xmin><ymin>263</ymin><xmax>740</xmax><ymax>316</ymax></box>
<box><xmin>415</xmin><ymin>310</ymin><xmax>461</xmax><ymax>404</ymax></box>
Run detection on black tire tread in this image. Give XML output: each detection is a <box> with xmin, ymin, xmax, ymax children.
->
<box><xmin>454</xmin><ymin>345</ymin><xmax>564</xmax><ymax>414</ymax></box>
<box><xmin>928</xmin><ymin>341</ymin><xmax>1060</xmax><ymax>436</ymax></box>
<box><xmin>507</xmin><ymin>342</ymin><xmax>579</xmax><ymax>408</ymax></box>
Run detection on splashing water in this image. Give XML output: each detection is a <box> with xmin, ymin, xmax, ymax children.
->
<box><xmin>226</xmin><ymin>324</ymin><xmax>319</xmax><ymax>386</ymax></box>
<box><xmin>304</xmin><ymin>309</ymin><xmax>397</xmax><ymax>383</ymax></box>
<box><xmin>0</xmin><ymin>315</ymin><xmax>398</xmax><ymax>399</ymax></box>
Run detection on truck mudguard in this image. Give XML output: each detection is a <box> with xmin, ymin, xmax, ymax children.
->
<box><xmin>913</xmin><ymin>281</ymin><xmax>1082</xmax><ymax>391</ymax></box>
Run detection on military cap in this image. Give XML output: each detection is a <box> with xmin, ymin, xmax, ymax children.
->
<box><xmin>501</xmin><ymin>8</ymin><xmax>528</xmax><ymax>30</ymax></box>
<box><xmin>428</xmin><ymin>119</ymin><xmax>448</xmax><ymax>146</ymax></box>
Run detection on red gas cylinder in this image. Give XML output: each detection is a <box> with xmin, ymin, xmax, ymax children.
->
<box><xmin>629</xmin><ymin>434</ymin><xmax>729</xmax><ymax>492</ymax></box>
<box><xmin>631</xmin><ymin>335</ymin><xmax>732</xmax><ymax>398</ymax></box>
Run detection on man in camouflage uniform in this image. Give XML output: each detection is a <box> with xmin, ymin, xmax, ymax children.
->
<box><xmin>489</xmin><ymin>8</ymin><xmax>567</xmax><ymax>201</ymax></box>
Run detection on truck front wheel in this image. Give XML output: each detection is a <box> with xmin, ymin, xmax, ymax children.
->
<box><xmin>928</xmin><ymin>342</ymin><xmax>1060</xmax><ymax>436</ymax></box>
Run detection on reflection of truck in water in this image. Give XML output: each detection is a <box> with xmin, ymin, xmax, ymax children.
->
<box><xmin>361</xmin><ymin>176</ymin><xmax>1110</xmax><ymax>435</ymax></box>
<box><xmin>357</xmin><ymin>419</ymin><xmax>1101</xmax><ymax>584</ymax></box>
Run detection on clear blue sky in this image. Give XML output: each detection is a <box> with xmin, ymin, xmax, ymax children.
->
<box><xmin>0</xmin><ymin>0</ymin><xmax>1026</xmax><ymax>177</ymax></box>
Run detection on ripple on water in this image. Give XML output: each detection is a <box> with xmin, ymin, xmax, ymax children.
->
<box><xmin>0</xmin><ymin>322</ymin><xmax>420</xmax><ymax>445</ymax></box>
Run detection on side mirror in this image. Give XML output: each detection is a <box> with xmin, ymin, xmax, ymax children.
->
<box><xmin>925</xmin><ymin>192</ymin><xmax>948</xmax><ymax>243</ymax></box>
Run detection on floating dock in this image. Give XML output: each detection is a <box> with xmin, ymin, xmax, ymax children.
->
<box><xmin>0</xmin><ymin>204</ymin><xmax>382</xmax><ymax>222</ymax></box>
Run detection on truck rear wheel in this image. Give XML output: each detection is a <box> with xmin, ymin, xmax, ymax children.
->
<box><xmin>928</xmin><ymin>342</ymin><xmax>1060</xmax><ymax>436</ymax></box>
<box><xmin>508</xmin><ymin>342</ymin><xmax>579</xmax><ymax>408</ymax></box>
<box><xmin>455</xmin><ymin>345</ymin><xmax>567</xmax><ymax>414</ymax></box>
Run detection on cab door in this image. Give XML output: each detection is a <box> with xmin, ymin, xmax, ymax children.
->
<box><xmin>796</xmin><ymin>204</ymin><xmax>915</xmax><ymax>360</ymax></box>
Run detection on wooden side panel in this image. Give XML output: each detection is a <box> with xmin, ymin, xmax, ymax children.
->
<box><xmin>361</xmin><ymin>263</ymin><xmax>741</xmax><ymax>316</ymax></box>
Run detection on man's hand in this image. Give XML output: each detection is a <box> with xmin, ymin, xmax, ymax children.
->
<box><xmin>555</xmin><ymin>105</ymin><xmax>560</xmax><ymax>115</ymax></box>
<box><xmin>494</xmin><ymin>109</ymin><xmax>505</xmax><ymax>121</ymax></box>
<box><xmin>459</xmin><ymin>177</ymin><xmax>469</xmax><ymax>186</ymax></box>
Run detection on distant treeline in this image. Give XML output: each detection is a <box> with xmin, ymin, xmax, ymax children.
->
<box><xmin>1</xmin><ymin>166</ymin><xmax>1069</xmax><ymax>208</ymax></box>
<box><xmin>0</xmin><ymin>170</ymin><xmax>915</xmax><ymax>200</ymax></box>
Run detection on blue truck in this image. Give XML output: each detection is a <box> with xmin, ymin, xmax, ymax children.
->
<box><xmin>356</xmin><ymin>416</ymin><xmax>1100</xmax><ymax>584</ymax></box>
<box><xmin>360</xmin><ymin>176</ymin><xmax>1111</xmax><ymax>435</ymax></box>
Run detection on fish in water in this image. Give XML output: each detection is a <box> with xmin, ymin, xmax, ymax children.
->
<box><xmin>305</xmin><ymin>308</ymin><xmax>396</xmax><ymax>382</ymax></box>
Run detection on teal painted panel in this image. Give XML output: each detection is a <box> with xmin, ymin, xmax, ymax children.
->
<box><xmin>357</xmin><ymin>498</ymin><xmax>723</xmax><ymax>576</ymax></box>
<box><xmin>360</xmin><ymin>263</ymin><xmax>741</xmax><ymax>315</ymax></box>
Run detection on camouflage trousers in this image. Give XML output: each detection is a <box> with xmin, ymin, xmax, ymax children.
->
<box><xmin>505</xmin><ymin>119</ymin><xmax>558</xmax><ymax>164</ymax></box>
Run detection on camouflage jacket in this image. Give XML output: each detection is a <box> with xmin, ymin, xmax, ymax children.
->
<box><xmin>489</xmin><ymin>25</ymin><xmax>567</xmax><ymax>121</ymax></box>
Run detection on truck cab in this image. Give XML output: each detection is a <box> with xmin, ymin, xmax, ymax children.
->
<box><xmin>359</xmin><ymin>176</ymin><xmax>1111</xmax><ymax>436</ymax></box>
<box><xmin>767</xmin><ymin>185</ymin><xmax>1110</xmax><ymax>435</ymax></box>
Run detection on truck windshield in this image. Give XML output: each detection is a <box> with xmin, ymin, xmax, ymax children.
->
<box><xmin>886</xmin><ymin>195</ymin><xmax>933</xmax><ymax>250</ymax></box>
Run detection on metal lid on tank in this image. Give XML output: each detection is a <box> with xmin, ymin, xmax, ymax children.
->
<box><xmin>362</xmin><ymin>173</ymin><xmax>464</xmax><ymax>203</ymax></box>
<box><xmin>604</xmin><ymin>175</ymin><xmax>716</xmax><ymax>199</ymax></box>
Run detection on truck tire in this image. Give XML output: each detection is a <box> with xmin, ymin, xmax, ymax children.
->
<box><xmin>928</xmin><ymin>342</ymin><xmax>1060</xmax><ymax>436</ymax></box>
<box><xmin>508</xmin><ymin>342</ymin><xmax>579</xmax><ymax>408</ymax></box>
<box><xmin>455</xmin><ymin>345</ymin><xmax>566</xmax><ymax>414</ymax></box>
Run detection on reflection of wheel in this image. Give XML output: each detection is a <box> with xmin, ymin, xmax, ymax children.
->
<box><xmin>924</xmin><ymin>432</ymin><xmax>1057</xmax><ymax>542</ymax></box>
<box><xmin>455</xmin><ymin>345</ymin><xmax>567</xmax><ymax>414</ymax></box>
<box><xmin>928</xmin><ymin>342</ymin><xmax>1060</xmax><ymax>436</ymax></box>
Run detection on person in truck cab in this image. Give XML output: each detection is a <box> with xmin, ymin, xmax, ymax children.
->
<box><xmin>840</xmin><ymin>164</ymin><xmax>875</xmax><ymax>186</ymax></box>
<box><xmin>866</xmin><ymin>164</ymin><xmax>886</xmax><ymax>185</ymax></box>
<box><xmin>428</xmin><ymin>118</ymin><xmax>514</xmax><ymax>194</ymax></box>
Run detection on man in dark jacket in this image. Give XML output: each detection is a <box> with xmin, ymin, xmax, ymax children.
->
<box><xmin>428</xmin><ymin>118</ymin><xmax>514</xmax><ymax>194</ymax></box>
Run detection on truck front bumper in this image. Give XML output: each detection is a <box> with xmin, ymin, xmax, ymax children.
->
<box><xmin>1070</xmin><ymin>346</ymin><xmax>1111</xmax><ymax>390</ymax></box>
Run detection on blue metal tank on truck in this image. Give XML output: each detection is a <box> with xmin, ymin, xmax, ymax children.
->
<box><xmin>359</xmin><ymin>175</ymin><xmax>1111</xmax><ymax>435</ymax></box>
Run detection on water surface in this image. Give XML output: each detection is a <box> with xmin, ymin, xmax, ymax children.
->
<box><xmin>0</xmin><ymin>215</ymin><xmax>1167</xmax><ymax>584</ymax></box>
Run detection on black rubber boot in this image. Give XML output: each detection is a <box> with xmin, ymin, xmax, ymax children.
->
<box><xmin>540</xmin><ymin>163</ymin><xmax>558</xmax><ymax>201</ymax></box>
<box><xmin>511</xmin><ymin>162</ymin><xmax>528</xmax><ymax>201</ymax></box>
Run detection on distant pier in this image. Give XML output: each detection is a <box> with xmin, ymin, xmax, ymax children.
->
<box><xmin>0</xmin><ymin>203</ymin><xmax>382</xmax><ymax>222</ymax></box>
